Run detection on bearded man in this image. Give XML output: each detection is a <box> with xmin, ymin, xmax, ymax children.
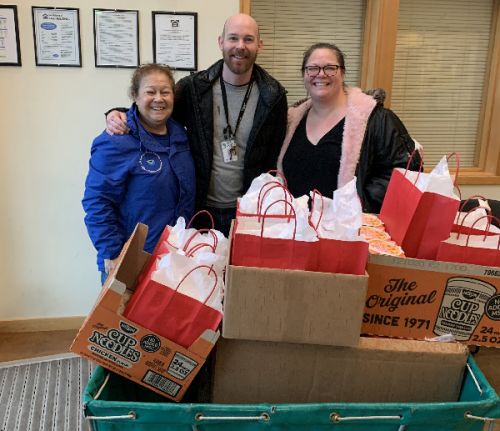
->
<box><xmin>106</xmin><ymin>14</ymin><xmax>288</xmax><ymax>236</ymax></box>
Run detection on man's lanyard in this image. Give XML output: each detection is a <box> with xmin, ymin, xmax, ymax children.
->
<box><xmin>219</xmin><ymin>75</ymin><xmax>254</xmax><ymax>140</ymax></box>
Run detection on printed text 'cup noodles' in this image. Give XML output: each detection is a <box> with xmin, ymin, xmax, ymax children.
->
<box><xmin>434</xmin><ymin>277</ymin><xmax>497</xmax><ymax>341</ymax></box>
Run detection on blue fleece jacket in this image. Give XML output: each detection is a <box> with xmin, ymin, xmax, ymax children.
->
<box><xmin>82</xmin><ymin>103</ymin><xmax>195</xmax><ymax>271</ymax></box>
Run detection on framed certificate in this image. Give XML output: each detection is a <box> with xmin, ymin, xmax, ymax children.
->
<box><xmin>152</xmin><ymin>12</ymin><xmax>197</xmax><ymax>71</ymax></box>
<box><xmin>94</xmin><ymin>9</ymin><xmax>139</xmax><ymax>68</ymax></box>
<box><xmin>0</xmin><ymin>5</ymin><xmax>21</xmax><ymax>66</ymax></box>
<box><xmin>32</xmin><ymin>6</ymin><xmax>81</xmax><ymax>67</ymax></box>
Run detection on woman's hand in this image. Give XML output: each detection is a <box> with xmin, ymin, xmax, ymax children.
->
<box><xmin>105</xmin><ymin>111</ymin><xmax>129</xmax><ymax>136</ymax></box>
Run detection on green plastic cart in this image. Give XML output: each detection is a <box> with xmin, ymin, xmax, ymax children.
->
<box><xmin>83</xmin><ymin>356</ymin><xmax>500</xmax><ymax>431</ymax></box>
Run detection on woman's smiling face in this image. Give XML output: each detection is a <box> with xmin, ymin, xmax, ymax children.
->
<box><xmin>303</xmin><ymin>48</ymin><xmax>344</xmax><ymax>100</ymax></box>
<box><xmin>134</xmin><ymin>71</ymin><xmax>174</xmax><ymax>134</ymax></box>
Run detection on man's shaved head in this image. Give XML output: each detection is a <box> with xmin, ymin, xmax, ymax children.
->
<box><xmin>222</xmin><ymin>13</ymin><xmax>260</xmax><ymax>39</ymax></box>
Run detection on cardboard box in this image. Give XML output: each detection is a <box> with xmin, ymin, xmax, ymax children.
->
<box><xmin>212</xmin><ymin>337</ymin><xmax>468</xmax><ymax>403</ymax></box>
<box><xmin>362</xmin><ymin>253</ymin><xmax>500</xmax><ymax>348</ymax></box>
<box><xmin>70</xmin><ymin>224</ymin><xmax>219</xmax><ymax>401</ymax></box>
<box><xmin>223</xmin><ymin>264</ymin><xmax>368</xmax><ymax>346</ymax></box>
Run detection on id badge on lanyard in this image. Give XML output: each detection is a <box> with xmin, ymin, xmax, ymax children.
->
<box><xmin>219</xmin><ymin>75</ymin><xmax>254</xmax><ymax>164</ymax></box>
<box><xmin>221</xmin><ymin>138</ymin><xmax>238</xmax><ymax>162</ymax></box>
<box><xmin>221</xmin><ymin>125</ymin><xmax>238</xmax><ymax>162</ymax></box>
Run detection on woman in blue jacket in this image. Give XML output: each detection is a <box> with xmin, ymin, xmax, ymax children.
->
<box><xmin>83</xmin><ymin>64</ymin><xmax>195</xmax><ymax>283</ymax></box>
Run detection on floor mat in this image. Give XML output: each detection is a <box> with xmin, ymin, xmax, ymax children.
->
<box><xmin>0</xmin><ymin>354</ymin><xmax>93</xmax><ymax>431</ymax></box>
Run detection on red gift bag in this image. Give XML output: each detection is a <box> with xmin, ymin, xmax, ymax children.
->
<box><xmin>309</xmin><ymin>190</ymin><xmax>368</xmax><ymax>275</ymax></box>
<box><xmin>124</xmin><ymin>265</ymin><xmax>222</xmax><ymax>349</ymax></box>
<box><xmin>316</xmin><ymin>237</ymin><xmax>368</xmax><ymax>275</ymax></box>
<box><xmin>231</xmin><ymin>200</ymin><xmax>316</xmax><ymax>270</ymax></box>
<box><xmin>437</xmin><ymin>215</ymin><xmax>500</xmax><ymax>266</ymax></box>
<box><xmin>379</xmin><ymin>152</ymin><xmax>460</xmax><ymax>260</ymax></box>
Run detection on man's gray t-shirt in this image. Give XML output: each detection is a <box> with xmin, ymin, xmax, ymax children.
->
<box><xmin>206</xmin><ymin>80</ymin><xmax>260</xmax><ymax>208</ymax></box>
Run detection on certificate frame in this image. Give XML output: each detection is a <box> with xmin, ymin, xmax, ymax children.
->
<box><xmin>0</xmin><ymin>5</ymin><xmax>22</xmax><ymax>66</ymax></box>
<box><xmin>32</xmin><ymin>6</ymin><xmax>81</xmax><ymax>67</ymax></box>
<box><xmin>93</xmin><ymin>9</ymin><xmax>139</xmax><ymax>68</ymax></box>
<box><xmin>152</xmin><ymin>11</ymin><xmax>198</xmax><ymax>71</ymax></box>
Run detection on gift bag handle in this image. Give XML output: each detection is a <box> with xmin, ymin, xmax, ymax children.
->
<box><xmin>446</xmin><ymin>152</ymin><xmax>461</xmax><ymax>193</ymax></box>
<box><xmin>404</xmin><ymin>147</ymin><xmax>424</xmax><ymax>183</ymax></box>
<box><xmin>257</xmin><ymin>181</ymin><xmax>294</xmax><ymax>220</ymax></box>
<box><xmin>175</xmin><ymin>264</ymin><xmax>218</xmax><ymax>305</ymax></box>
<box><xmin>183</xmin><ymin>228</ymin><xmax>219</xmax><ymax>254</ymax></box>
<box><xmin>185</xmin><ymin>242</ymin><xmax>216</xmax><ymax>257</ymax></box>
<box><xmin>261</xmin><ymin>199</ymin><xmax>297</xmax><ymax>239</ymax></box>
<box><xmin>309</xmin><ymin>189</ymin><xmax>324</xmax><ymax>231</ymax></box>
<box><xmin>459</xmin><ymin>195</ymin><xmax>488</xmax><ymax>212</ymax></box>
<box><xmin>445</xmin><ymin>152</ymin><xmax>462</xmax><ymax>200</ymax></box>
<box><xmin>457</xmin><ymin>204</ymin><xmax>491</xmax><ymax>234</ymax></box>
<box><xmin>464</xmin><ymin>215</ymin><xmax>500</xmax><ymax>250</ymax></box>
<box><xmin>266</xmin><ymin>169</ymin><xmax>288</xmax><ymax>188</ymax></box>
<box><xmin>187</xmin><ymin>210</ymin><xmax>215</xmax><ymax>230</ymax></box>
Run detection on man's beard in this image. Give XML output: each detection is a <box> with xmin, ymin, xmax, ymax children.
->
<box><xmin>223</xmin><ymin>48</ymin><xmax>257</xmax><ymax>75</ymax></box>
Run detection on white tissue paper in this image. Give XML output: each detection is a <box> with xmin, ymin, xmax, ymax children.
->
<box><xmin>315</xmin><ymin>178</ymin><xmax>364</xmax><ymax>241</ymax></box>
<box><xmin>403</xmin><ymin>155</ymin><xmax>458</xmax><ymax>198</ymax></box>
<box><xmin>152</xmin><ymin>252</ymin><xmax>224</xmax><ymax>312</ymax></box>
<box><xmin>238</xmin><ymin>172</ymin><xmax>290</xmax><ymax>215</ymax></box>
<box><xmin>237</xmin><ymin>194</ymin><xmax>318</xmax><ymax>241</ymax></box>
<box><xmin>166</xmin><ymin>217</ymin><xmax>228</xmax><ymax>258</ymax></box>
<box><xmin>164</xmin><ymin>217</ymin><xmax>198</xmax><ymax>253</ymax></box>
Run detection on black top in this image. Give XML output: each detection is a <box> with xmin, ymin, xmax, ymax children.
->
<box><xmin>283</xmin><ymin>114</ymin><xmax>345</xmax><ymax>198</ymax></box>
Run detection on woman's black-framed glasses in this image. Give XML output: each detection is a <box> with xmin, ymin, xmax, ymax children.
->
<box><xmin>304</xmin><ymin>64</ymin><xmax>343</xmax><ymax>77</ymax></box>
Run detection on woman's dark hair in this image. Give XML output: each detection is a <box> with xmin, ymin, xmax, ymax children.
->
<box><xmin>301</xmin><ymin>42</ymin><xmax>346</xmax><ymax>73</ymax></box>
<box><xmin>129</xmin><ymin>63</ymin><xmax>175</xmax><ymax>99</ymax></box>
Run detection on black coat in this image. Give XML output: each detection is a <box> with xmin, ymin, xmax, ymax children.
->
<box><xmin>357</xmin><ymin>104</ymin><xmax>422</xmax><ymax>213</ymax></box>
<box><xmin>174</xmin><ymin>60</ymin><xmax>288</xmax><ymax>210</ymax></box>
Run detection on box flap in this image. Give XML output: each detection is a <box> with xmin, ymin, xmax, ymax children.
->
<box><xmin>114</xmin><ymin>223</ymin><xmax>151</xmax><ymax>291</ymax></box>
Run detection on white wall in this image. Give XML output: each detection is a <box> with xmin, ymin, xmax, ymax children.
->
<box><xmin>0</xmin><ymin>0</ymin><xmax>239</xmax><ymax>320</ymax></box>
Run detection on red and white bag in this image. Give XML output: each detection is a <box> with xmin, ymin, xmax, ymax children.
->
<box><xmin>124</xmin><ymin>212</ymin><xmax>227</xmax><ymax>348</ymax></box>
<box><xmin>124</xmin><ymin>263</ymin><xmax>223</xmax><ymax>348</ymax></box>
<box><xmin>231</xmin><ymin>199</ymin><xmax>318</xmax><ymax>271</ymax></box>
<box><xmin>437</xmin><ymin>215</ymin><xmax>500</xmax><ymax>267</ymax></box>
<box><xmin>309</xmin><ymin>181</ymin><xmax>368</xmax><ymax>275</ymax></box>
<box><xmin>379</xmin><ymin>152</ymin><xmax>460</xmax><ymax>260</ymax></box>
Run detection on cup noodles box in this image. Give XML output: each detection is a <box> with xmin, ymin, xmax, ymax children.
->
<box><xmin>70</xmin><ymin>224</ymin><xmax>219</xmax><ymax>401</ymax></box>
<box><xmin>362</xmin><ymin>253</ymin><xmax>500</xmax><ymax>348</ymax></box>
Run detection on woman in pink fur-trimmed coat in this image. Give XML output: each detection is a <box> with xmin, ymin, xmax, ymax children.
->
<box><xmin>277</xmin><ymin>43</ymin><xmax>421</xmax><ymax>214</ymax></box>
